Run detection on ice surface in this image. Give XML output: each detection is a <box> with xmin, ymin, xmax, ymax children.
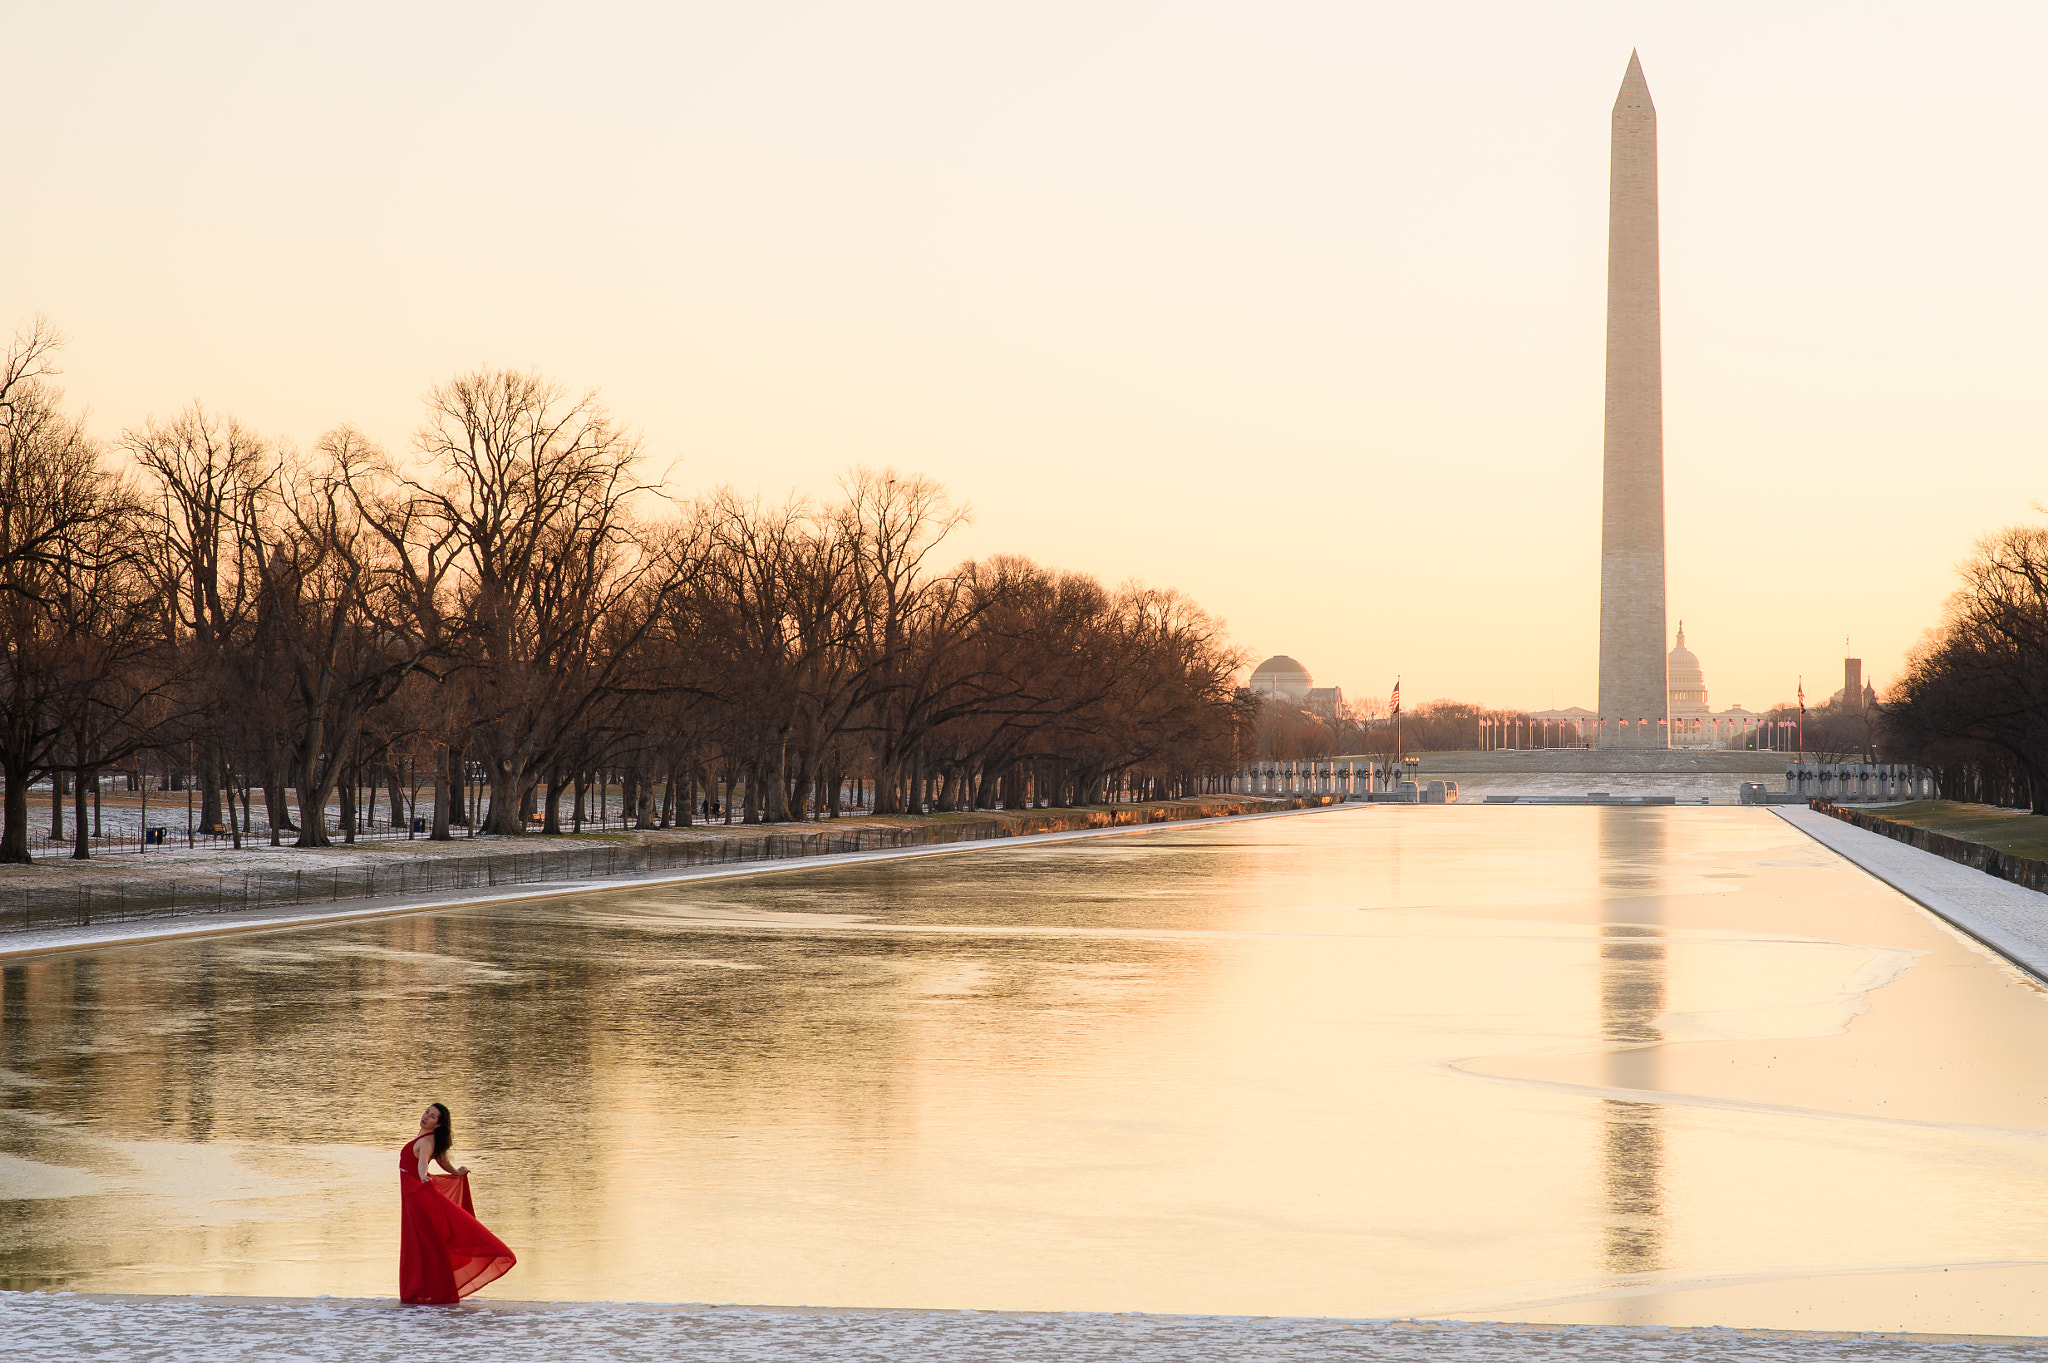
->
<box><xmin>3</xmin><ymin>1294</ymin><xmax>2042</xmax><ymax>1361</ymax></box>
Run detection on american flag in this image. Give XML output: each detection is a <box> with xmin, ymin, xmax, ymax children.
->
<box><xmin>1390</xmin><ymin>678</ymin><xmax>1401</xmax><ymax>716</ymax></box>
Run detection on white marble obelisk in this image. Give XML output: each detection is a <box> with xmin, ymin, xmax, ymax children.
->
<box><xmin>1596</xmin><ymin>51</ymin><xmax>1668</xmax><ymax>749</ymax></box>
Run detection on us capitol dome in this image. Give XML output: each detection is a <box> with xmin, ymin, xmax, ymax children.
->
<box><xmin>1532</xmin><ymin>622</ymin><xmax>1761</xmax><ymax>747</ymax></box>
<box><xmin>1668</xmin><ymin>624</ymin><xmax>1708</xmax><ymax>713</ymax></box>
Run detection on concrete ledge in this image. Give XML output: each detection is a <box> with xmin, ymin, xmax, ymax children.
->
<box><xmin>1811</xmin><ymin>801</ymin><xmax>2048</xmax><ymax>893</ymax></box>
<box><xmin>1773</xmin><ymin>806</ymin><xmax>2048</xmax><ymax>983</ymax></box>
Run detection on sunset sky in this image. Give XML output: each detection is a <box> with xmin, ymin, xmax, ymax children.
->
<box><xmin>6</xmin><ymin>2</ymin><xmax>2044</xmax><ymax>713</ymax></box>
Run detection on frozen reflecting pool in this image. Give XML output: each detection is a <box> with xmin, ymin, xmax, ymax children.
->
<box><xmin>5</xmin><ymin>806</ymin><xmax>2048</xmax><ymax>1335</ymax></box>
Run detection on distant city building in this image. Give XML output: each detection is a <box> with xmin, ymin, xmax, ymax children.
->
<box><xmin>1304</xmin><ymin>687</ymin><xmax>1348</xmax><ymax>722</ymax></box>
<box><xmin>1248</xmin><ymin>655</ymin><xmax>1314</xmax><ymax>703</ymax></box>
<box><xmin>1667</xmin><ymin>622</ymin><xmax>1712</xmax><ymax>747</ymax></box>
<box><xmin>1532</xmin><ymin>624</ymin><xmax>1763</xmax><ymax>748</ymax></box>
<box><xmin>1843</xmin><ymin>657</ymin><xmax>1863</xmax><ymax>712</ymax></box>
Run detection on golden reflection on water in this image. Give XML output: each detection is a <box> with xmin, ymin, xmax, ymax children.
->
<box><xmin>4</xmin><ymin>807</ymin><xmax>2048</xmax><ymax>1333</ymax></box>
<box><xmin>1600</xmin><ymin>810</ymin><xmax>1665</xmax><ymax>1290</ymax></box>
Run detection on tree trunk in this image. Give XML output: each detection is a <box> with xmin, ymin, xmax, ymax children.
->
<box><xmin>222</xmin><ymin>759</ymin><xmax>243</xmax><ymax>850</ymax></box>
<box><xmin>1</xmin><ymin>762</ymin><xmax>32</xmax><ymax>863</ymax></box>
<box><xmin>624</xmin><ymin>762</ymin><xmax>652</xmax><ymax>831</ymax></box>
<box><xmin>543</xmin><ymin>768</ymin><xmax>566</xmax><ymax>834</ymax></box>
<box><xmin>483</xmin><ymin>750</ymin><xmax>540</xmax><ymax>836</ymax></box>
<box><xmin>71</xmin><ymin>764</ymin><xmax>91</xmax><ymax>860</ymax></box>
<box><xmin>339</xmin><ymin>767</ymin><xmax>357</xmax><ymax>844</ymax></box>
<box><xmin>872</xmin><ymin>753</ymin><xmax>903</xmax><ymax>815</ymax></box>
<box><xmin>787</xmin><ymin>748</ymin><xmax>818</xmax><ymax>822</ymax></box>
<box><xmin>51</xmin><ymin>769</ymin><xmax>64</xmax><ymax>841</ymax></box>
<box><xmin>431</xmin><ymin>746</ymin><xmax>453</xmax><ymax>841</ymax></box>
<box><xmin>447</xmin><ymin>750</ymin><xmax>468</xmax><ymax>826</ymax></box>
<box><xmin>266</xmin><ymin>759</ymin><xmax>295</xmax><ymax>835</ymax></box>
<box><xmin>201</xmin><ymin>748</ymin><xmax>223</xmax><ymax>834</ymax></box>
<box><xmin>296</xmin><ymin>766</ymin><xmax>331</xmax><ymax>847</ymax></box>
<box><xmin>766</xmin><ymin>742</ymin><xmax>792</xmax><ymax>823</ymax></box>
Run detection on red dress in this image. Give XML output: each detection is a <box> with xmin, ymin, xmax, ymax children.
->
<box><xmin>398</xmin><ymin>1138</ymin><xmax>516</xmax><ymax>1303</ymax></box>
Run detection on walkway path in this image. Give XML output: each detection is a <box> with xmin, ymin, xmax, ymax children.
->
<box><xmin>1775</xmin><ymin>805</ymin><xmax>2048</xmax><ymax>982</ymax></box>
<box><xmin>4</xmin><ymin>1294</ymin><xmax>2040</xmax><ymax>1361</ymax></box>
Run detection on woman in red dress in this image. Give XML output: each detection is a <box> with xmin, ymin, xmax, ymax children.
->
<box><xmin>398</xmin><ymin>1102</ymin><xmax>516</xmax><ymax>1304</ymax></box>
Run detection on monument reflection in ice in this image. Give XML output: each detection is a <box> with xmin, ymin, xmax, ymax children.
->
<box><xmin>1599</xmin><ymin>809</ymin><xmax>1666</xmax><ymax>1294</ymax></box>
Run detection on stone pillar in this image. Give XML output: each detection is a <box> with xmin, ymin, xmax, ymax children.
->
<box><xmin>1596</xmin><ymin>52</ymin><xmax>1669</xmax><ymax>749</ymax></box>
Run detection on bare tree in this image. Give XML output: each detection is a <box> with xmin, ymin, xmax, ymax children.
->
<box><xmin>127</xmin><ymin>403</ymin><xmax>276</xmax><ymax>832</ymax></box>
<box><xmin>1886</xmin><ymin>524</ymin><xmax>2048</xmax><ymax>811</ymax></box>
<box><xmin>404</xmin><ymin>368</ymin><xmax>664</xmax><ymax>834</ymax></box>
<box><xmin>257</xmin><ymin>430</ymin><xmax>441</xmax><ymax>845</ymax></box>
<box><xmin>0</xmin><ymin>338</ymin><xmax>161</xmax><ymax>861</ymax></box>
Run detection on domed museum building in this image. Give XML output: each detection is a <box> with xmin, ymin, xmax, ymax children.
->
<box><xmin>1248</xmin><ymin>655</ymin><xmax>1314</xmax><ymax>703</ymax></box>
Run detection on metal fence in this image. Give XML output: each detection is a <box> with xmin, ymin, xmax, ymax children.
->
<box><xmin>17</xmin><ymin>801</ymin><xmax>727</xmax><ymax>858</ymax></box>
<box><xmin>4</xmin><ymin>796</ymin><xmax>1302</xmax><ymax>938</ymax></box>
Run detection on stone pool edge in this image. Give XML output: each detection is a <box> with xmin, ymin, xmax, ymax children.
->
<box><xmin>4</xmin><ymin>1292</ymin><xmax>2040</xmax><ymax>1353</ymax></box>
<box><xmin>0</xmin><ymin>802</ymin><xmax>1352</xmax><ymax>963</ymax></box>
<box><xmin>1773</xmin><ymin>805</ymin><xmax>2048</xmax><ymax>984</ymax></box>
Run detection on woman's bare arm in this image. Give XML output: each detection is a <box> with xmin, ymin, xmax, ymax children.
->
<box><xmin>413</xmin><ymin>1136</ymin><xmax>435</xmax><ymax>1182</ymax></box>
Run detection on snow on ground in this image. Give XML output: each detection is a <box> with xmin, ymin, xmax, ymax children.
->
<box><xmin>3</xmin><ymin>1296</ymin><xmax>2040</xmax><ymax>1362</ymax></box>
<box><xmin>0</xmin><ymin>809</ymin><xmax>896</xmax><ymax>892</ymax></box>
<box><xmin>7</xmin><ymin>789</ymin><xmax>827</xmax><ymax>871</ymax></box>
<box><xmin>1774</xmin><ymin>805</ymin><xmax>2048</xmax><ymax>983</ymax></box>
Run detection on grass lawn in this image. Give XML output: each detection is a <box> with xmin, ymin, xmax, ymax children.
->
<box><xmin>1872</xmin><ymin>800</ymin><xmax>2048</xmax><ymax>860</ymax></box>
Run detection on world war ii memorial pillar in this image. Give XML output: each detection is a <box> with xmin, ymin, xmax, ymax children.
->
<box><xmin>1596</xmin><ymin>52</ymin><xmax>1669</xmax><ymax>750</ymax></box>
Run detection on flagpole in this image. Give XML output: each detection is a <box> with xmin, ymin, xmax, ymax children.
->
<box><xmin>1392</xmin><ymin>676</ymin><xmax>1402</xmax><ymax>769</ymax></box>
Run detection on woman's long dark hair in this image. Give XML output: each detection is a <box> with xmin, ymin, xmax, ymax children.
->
<box><xmin>429</xmin><ymin>1103</ymin><xmax>452</xmax><ymax>1160</ymax></box>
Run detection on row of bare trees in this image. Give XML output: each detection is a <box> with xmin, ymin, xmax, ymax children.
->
<box><xmin>0</xmin><ymin>320</ymin><xmax>1248</xmax><ymax>861</ymax></box>
<box><xmin>1885</xmin><ymin>523</ymin><xmax>2048</xmax><ymax>813</ymax></box>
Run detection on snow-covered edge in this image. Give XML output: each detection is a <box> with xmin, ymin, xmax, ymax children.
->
<box><xmin>1772</xmin><ymin>805</ymin><xmax>2048</xmax><ymax>984</ymax></box>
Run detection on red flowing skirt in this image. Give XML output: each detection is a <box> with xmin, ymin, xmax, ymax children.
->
<box><xmin>399</xmin><ymin>1169</ymin><xmax>516</xmax><ymax>1304</ymax></box>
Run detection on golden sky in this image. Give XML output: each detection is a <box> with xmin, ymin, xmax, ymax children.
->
<box><xmin>5</xmin><ymin>3</ymin><xmax>2043</xmax><ymax>712</ymax></box>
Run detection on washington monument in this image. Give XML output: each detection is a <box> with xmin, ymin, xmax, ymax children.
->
<box><xmin>1596</xmin><ymin>51</ymin><xmax>1668</xmax><ymax>749</ymax></box>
